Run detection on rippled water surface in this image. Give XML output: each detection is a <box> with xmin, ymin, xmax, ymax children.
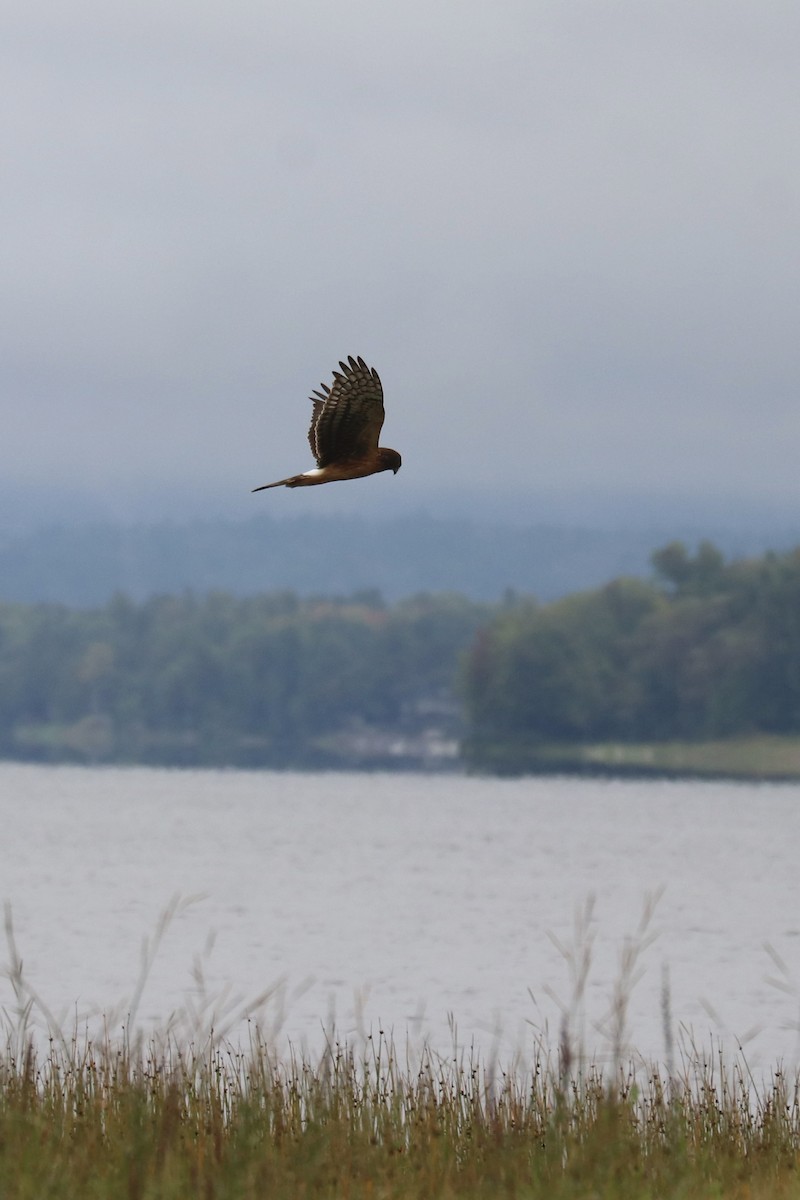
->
<box><xmin>2</xmin><ymin>762</ymin><xmax>799</xmax><ymax>1068</ymax></box>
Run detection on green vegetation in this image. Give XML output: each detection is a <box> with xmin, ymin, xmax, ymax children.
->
<box><xmin>4</xmin><ymin>540</ymin><xmax>800</xmax><ymax>775</ymax></box>
<box><xmin>1</xmin><ymin>896</ymin><xmax>798</xmax><ymax>1196</ymax></box>
<box><xmin>463</xmin><ymin>542</ymin><xmax>800</xmax><ymax>774</ymax></box>
<box><xmin>0</xmin><ymin>590</ymin><xmax>485</xmax><ymax>768</ymax></box>
<box><xmin>3</xmin><ymin>1031</ymin><xmax>800</xmax><ymax>1199</ymax></box>
<box><xmin>544</xmin><ymin>733</ymin><xmax>800</xmax><ymax>779</ymax></box>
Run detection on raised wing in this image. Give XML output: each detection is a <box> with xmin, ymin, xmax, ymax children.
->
<box><xmin>307</xmin><ymin>356</ymin><xmax>385</xmax><ymax>467</ymax></box>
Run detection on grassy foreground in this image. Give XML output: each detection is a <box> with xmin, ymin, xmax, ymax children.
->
<box><xmin>2</xmin><ymin>898</ymin><xmax>799</xmax><ymax>1197</ymax></box>
<box><xmin>0</xmin><ymin>1029</ymin><xmax>798</xmax><ymax>1199</ymax></box>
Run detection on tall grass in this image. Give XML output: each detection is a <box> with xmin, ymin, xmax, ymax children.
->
<box><xmin>2</xmin><ymin>900</ymin><xmax>800</xmax><ymax>1197</ymax></box>
<box><xmin>2</xmin><ymin>1025</ymin><xmax>800</xmax><ymax>1198</ymax></box>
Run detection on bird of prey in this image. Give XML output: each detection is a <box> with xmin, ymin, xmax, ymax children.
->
<box><xmin>252</xmin><ymin>355</ymin><xmax>402</xmax><ymax>491</ymax></box>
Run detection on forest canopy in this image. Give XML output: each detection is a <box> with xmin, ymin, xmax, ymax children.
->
<box><xmin>2</xmin><ymin>541</ymin><xmax>800</xmax><ymax>772</ymax></box>
<box><xmin>0</xmin><ymin>590</ymin><xmax>485</xmax><ymax>768</ymax></box>
<box><xmin>462</xmin><ymin>542</ymin><xmax>800</xmax><ymax>771</ymax></box>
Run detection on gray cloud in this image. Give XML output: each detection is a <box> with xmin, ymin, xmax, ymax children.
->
<box><xmin>2</xmin><ymin>0</ymin><xmax>799</xmax><ymax>518</ymax></box>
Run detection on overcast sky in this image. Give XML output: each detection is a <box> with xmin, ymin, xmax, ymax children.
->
<box><xmin>3</xmin><ymin>0</ymin><xmax>799</xmax><ymax>525</ymax></box>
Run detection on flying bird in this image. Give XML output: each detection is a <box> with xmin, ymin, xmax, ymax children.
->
<box><xmin>252</xmin><ymin>355</ymin><xmax>402</xmax><ymax>491</ymax></box>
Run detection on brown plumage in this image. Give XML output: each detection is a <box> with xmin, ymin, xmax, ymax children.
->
<box><xmin>252</xmin><ymin>355</ymin><xmax>402</xmax><ymax>491</ymax></box>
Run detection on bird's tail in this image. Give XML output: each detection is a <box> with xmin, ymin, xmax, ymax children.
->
<box><xmin>252</xmin><ymin>475</ymin><xmax>304</xmax><ymax>492</ymax></box>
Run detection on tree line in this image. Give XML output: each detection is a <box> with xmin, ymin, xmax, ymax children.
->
<box><xmin>0</xmin><ymin>589</ymin><xmax>486</xmax><ymax>767</ymax></box>
<box><xmin>2</xmin><ymin>541</ymin><xmax>800</xmax><ymax>772</ymax></box>
<box><xmin>462</xmin><ymin>541</ymin><xmax>800</xmax><ymax>770</ymax></box>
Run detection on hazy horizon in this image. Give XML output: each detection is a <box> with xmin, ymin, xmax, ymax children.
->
<box><xmin>3</xmin><ymin>479</ymin><xmax>800</xmax><ymax>609</ymax></box>
<box><xmin>4</xmin><ymin>478</ymin><xmax>800</xmax><ymax>540</ymax></box>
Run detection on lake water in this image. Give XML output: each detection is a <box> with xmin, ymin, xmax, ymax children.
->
<box><xmin>2</xmin><ymin>761</ymin><xmax>799</xmax><ymax>1073</ymax></box>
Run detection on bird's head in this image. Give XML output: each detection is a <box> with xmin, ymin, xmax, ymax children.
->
<box><xmin>379</xmin><ymin>448</ymin><xmax>402</xmax><ymax>475</ymax></box>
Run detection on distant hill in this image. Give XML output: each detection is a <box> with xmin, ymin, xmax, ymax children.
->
<box><xmin>1</xmin><ymin>512</ymin><xmax>799</xmax><ymax>606</ymax></box>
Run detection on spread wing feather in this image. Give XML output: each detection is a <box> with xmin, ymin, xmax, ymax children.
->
<box><xmin>307</xmin><ymin>355</ymin><xmax>385</xmax><ymax>467</ymax></box>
